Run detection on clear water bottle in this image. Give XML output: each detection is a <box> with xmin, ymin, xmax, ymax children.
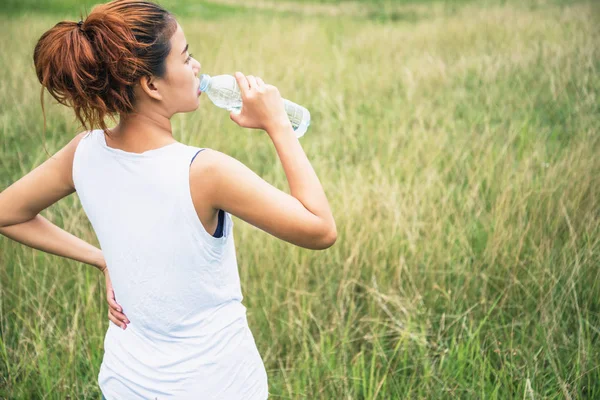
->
<box><xmin>198</xmin><ymin>74</ymin><xmax>311</xmax><ymax>138</ymax></box>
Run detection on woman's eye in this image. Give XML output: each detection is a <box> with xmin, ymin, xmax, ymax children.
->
<box><xmin>186</xmin><ymin>53</ymin><xmax>193</xmax><ymax>64</ymax></box>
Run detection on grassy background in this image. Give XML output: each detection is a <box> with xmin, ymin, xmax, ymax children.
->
<box><xmin>1</xmin><ymin>0</ymin><xmax>599</xmax><ymax>398</ymax></box>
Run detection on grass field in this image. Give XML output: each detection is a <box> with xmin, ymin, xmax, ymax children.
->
<box><xmin>1</xmin><ymin>0</ymin><xmax>599</xmax><ymax>398</ymax></box>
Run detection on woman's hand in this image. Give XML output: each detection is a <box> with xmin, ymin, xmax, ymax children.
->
<box><xmin>102</xmin><ymin>266</ymin><xmax>129</xmax><ymax>330</ymax></box>
<box><xmin>229</xmin><ymin>72</ymin><xmax>291</xmax><ymax>133</ymax></box>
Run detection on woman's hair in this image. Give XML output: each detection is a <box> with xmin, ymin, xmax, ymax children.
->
<box><xmin>33</xmin><ymin>0</ymin><xmax>177</xmax><ymax>138</ymax></box>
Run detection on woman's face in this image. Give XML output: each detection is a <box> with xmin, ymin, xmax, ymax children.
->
<box><xmin>142</xmin><ymin>21</ymin><xmax>202</xmax><ymax>115</ymax></box>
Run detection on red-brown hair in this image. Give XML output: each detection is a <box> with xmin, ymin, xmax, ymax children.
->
<box><xmin>33</xmin><ymin>0</ymin><xmax>177</xmax><ymax>140</ymax></box>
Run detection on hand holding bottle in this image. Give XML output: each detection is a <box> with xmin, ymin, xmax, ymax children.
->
<box><xmin>228</xmin><ymin>72</ymin><xmax>292</xmax><ymax>133</ymax></box>
<box><xmin>199</xmin><ymin>71</ymin><xmax>311</xmax><ymax>137</ymax></box>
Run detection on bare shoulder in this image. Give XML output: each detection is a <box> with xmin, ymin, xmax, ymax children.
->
<box><xmin>188</xmin><ymin>148</ymin><xmax>262</xmax><ymax>211</ymax></box>
<box><xmin>188</xmin><ymin>148</ymin><xmax>235</xmax><ymax>213</ymax></box>
<box><xmin>55</xmin><ymin>130</ymin><xmax>90</xmax><ymax>189</ymax></box>
<box><xmin>189</xmin><ymin>148</ymin><xmax>247</xmax><ymax>181</ymax></box>
<box><xmin>62</xmin><ymin>130</ymin><xmax>88</xmax><ymax>156</ymax></box>
<box><xmin>58</xmin><ymin>130</ymin><xmax>89</xmax><ymax>162</ymax></box>
<box><xmin>68</xmin><ymin>130</ymin><xmax>89</xmax><ymax>151</ymax></box>
<box><xmin>189</xmin><ymin>148</ymin><xmax>222</xmax><ymax>174</ymax></box>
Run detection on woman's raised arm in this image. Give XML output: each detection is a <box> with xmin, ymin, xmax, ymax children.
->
<box><xmin>191</xmin><ymin>72</ymin><xmax>336</xmax><ymax>250</ymax></box>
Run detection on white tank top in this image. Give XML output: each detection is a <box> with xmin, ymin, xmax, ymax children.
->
<box><xmin>73</xmin><ymin>129</ymin><xmax>268</xmax><ymax>399</ymax></box>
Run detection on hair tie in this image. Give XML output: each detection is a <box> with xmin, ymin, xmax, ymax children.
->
<box><xmin>77</xmin><ymin>20</ymin><xmax>84</xmax><ymax>31</ymax></box>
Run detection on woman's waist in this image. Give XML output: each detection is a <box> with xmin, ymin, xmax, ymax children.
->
<box><xmin>119</xmin><ymin>297</ymin><xmax>246</xmax><ymax>338</ymax></box>
<box><xmin>102</xmin><ymin>308</ymin><xmax>251</xmax><ymax>372</ymax></box>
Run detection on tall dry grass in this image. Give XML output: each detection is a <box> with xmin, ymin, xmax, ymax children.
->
<box><xmin>1</xmin><ymin>1</ymin><xmax>599</xmax><ymax>398</ymax></box>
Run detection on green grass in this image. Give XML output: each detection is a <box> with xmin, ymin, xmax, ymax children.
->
<box><xmin>1</xmin><ymin>0</ymin><xmax>599</xmax><ymax>398</ymax></box>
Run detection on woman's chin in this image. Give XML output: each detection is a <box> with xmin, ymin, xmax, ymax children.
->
<box><xmin>182</xmin><ymin>102</ymin><xmax>200</xmax><ymax>113</ymax></box>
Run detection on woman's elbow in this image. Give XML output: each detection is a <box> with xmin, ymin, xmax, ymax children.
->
<box><xmin>295</xmin><ymin>219</ymin><xmax>337</xmax><ymax>250</ymax></box>
<box><xmin>315</xmin><ymin>224</ymin><xmax>337</xmax><ymax>250</ymax></box>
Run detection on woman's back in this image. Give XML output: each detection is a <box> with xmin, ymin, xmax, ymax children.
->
<box><xmin>28</xmin><ymin>2</ymin><xmax>335</xmax><ymax>396</ymax></box>
<box><xmin>74</xmin><ymin>128</ymin><xmax>268</xmax><ymax>399</ymax></box>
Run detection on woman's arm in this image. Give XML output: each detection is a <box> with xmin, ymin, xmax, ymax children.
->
<box><xmin>193</xmin><ymin>126</ymin><xmax>337</xmax><ymax>250</ymax></box>
<box><xmin>191</xmin><ymin>72</ymin><xmax>337</xmax><ymax>249</ymax></box>
<box><xmin>0</xmin><ymin>131</ymin><xmax>129</xmax><ymax>326</ymax></box>
<box><xmin>0</xmin><ymin>214</ymin><xmax>130</xmax><ymax>329</ymax></box>
<box><xmin>0</xmin><ymin>214</ymin><xmax>105</xmax><ymax>271</ymax></box>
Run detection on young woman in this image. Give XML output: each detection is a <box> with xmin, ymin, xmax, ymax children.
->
<box><xmin>0</xmin><ymin>0</ymin><xmax>336</xmax><ymax>398</ymax></box>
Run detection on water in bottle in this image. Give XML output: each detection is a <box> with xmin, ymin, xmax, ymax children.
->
<box><xmin>198</xmin><ymin>74</ymin><xmax>311</xmax><ymax>138</ymax></box>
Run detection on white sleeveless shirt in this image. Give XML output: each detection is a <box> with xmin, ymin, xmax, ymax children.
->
<box><xmin>73</xmin><ymin>129</ymin><xmax>268</xmax><ymax>399</ymax></box>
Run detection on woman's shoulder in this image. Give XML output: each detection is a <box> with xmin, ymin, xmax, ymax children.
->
<box><xmin>188</xmin><ymin>149</ymin><xmax>246</xmax><ymax>200</ymax></box>
<box><xmin>188</xmin><ymin>148</ymin><xmax>229</xmax><ymax>172</ymax></box>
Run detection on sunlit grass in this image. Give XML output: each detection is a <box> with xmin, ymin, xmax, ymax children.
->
<box><xmin>1</xmin><ymin>0</ymin><xmax>599</xmax><ymax>398</ymax></box>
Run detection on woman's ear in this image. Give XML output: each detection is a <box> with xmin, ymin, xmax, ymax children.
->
<box><xmin>139</xmin><ymin>75</ymin><xmax>163</xmax><ymax>101</ymax></box>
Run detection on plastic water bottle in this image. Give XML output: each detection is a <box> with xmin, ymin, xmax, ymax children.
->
<box><xmin>198</xmin><ymin>74</ymin><xmax>311</xmax><ymax>138</ymax></box>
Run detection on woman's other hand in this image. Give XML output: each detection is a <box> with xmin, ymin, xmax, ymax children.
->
<box><xmin>103</xmin><ymin>267</ymin><xmax>129</xmax><ymax>329</ymax></box>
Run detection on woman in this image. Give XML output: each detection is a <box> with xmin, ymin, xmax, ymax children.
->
<box><xmin>0</xmin><ymin>0</ymin><xmax>336</xmax><ymax>398</ymax></box>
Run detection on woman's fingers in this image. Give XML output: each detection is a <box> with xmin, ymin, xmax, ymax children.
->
<box><xmin>109</xmin><ymin>307</ymin><xmax>130</xmax><ymax>324</ymax></box>
<box><xmin>106</xmin><ymin>289</ymin><xmax>129</xmax><ymax>328</ymax></box>
<box><xmin>246</xmin><ymin>75</ymin><xmax>258</xmax><ymax>90</ymax></box>
<box><xmin>234</xmin><ymin>72</ymin><xmax>250</xmax><ymax>95</ymax></box>
<box><xmin>106</xmin><ymin>289</ymin><xmax>122</xmax><ymax>312</ymax></box>
<box><xmin>109</xmin><ymin>310</ymin><xmax>128</xmax><ymax>329</ymax></box>
<box><xmin>109</xmin><ymin>307</ymin><xmax>130</xmax><ymax>327</ymax></box>
<box><xmin>234</xmin><ymin>72</ymin><xmax>263</xmax><ymax>95</ymax></box>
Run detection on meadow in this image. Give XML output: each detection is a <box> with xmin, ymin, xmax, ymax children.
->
<box><xmin>0</xmin><ymin>0</ymin><xmax>599</xmax><ymax>398</ymax></box>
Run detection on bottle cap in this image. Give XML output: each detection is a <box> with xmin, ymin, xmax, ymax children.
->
<box><xmin>199</xmin><ymin>74</ymin><xmax>211</xmax><ymax>93</ymax></box>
